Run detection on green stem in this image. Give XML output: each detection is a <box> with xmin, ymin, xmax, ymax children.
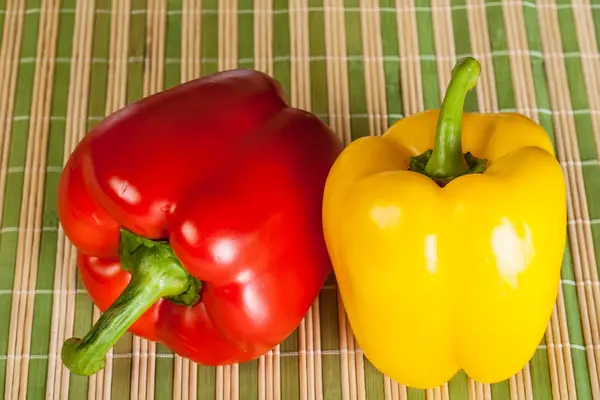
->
<box><xmin>62</xmin><ymin>229</ymin><xmax>200</xmax><ymax>376</ymax></box>
<box><xmin>424</xmin><ymin>57</ymin><xmax>481</xmax><ymax>180</ymax></box>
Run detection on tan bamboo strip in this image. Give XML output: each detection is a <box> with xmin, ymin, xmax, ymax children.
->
<box><xmin>44</xmin><ymin>1</ymin><xmax>96</xmax><ymax>399</ymax></box>
<box><xmin>384</xmin><ymin>377</ymin><xmax>407</xmax><ymax>400</ymax></box>
<box><xmin>500</xmin><ymin>2</ymin><xmax>570</xmax><ymax>399</ymax></box>
<box><xmin>215</xmin><ymin>2</ymin><xmax>240</xmax><ymax>399</ymax></box>
<box><xmin>127</xmin><ymin>1</ymin><xmax>166</xmax><ymax>399</ymax></box>
<box><xmin>217</xmin><ymin>364</ymin><xmax>240</xmax><ymax>400</ymax></box>
<box><xmin>426</xmin><ymin>384</ymin><xmax>449</xmax><ymax>400</ymax></box>
<box><xmin>218</xmin><ymin>0</ymin><xmax>238</xmax><ymax>72</ymax></box>
<box><xmin>430</xmin><ymin>0</ymin><xmax>455</xmax><ymax>99</ymax></box>
<box><xmin>86</xmin><ymin>2</ymin><xmax>131</xmax><ymax>398</ymax></box>
<box><xmin>336</xmin><ymin>290</ymin><xmax>365</xmax><ymax>400</ymax></box>
<box><xmin>3</xmin><ymin>1</ymin><xmax>60</xmax><ymax>398</ymax></box>
<box><xmin>571</xmin><ymin>0</ymin><xmax>600</xmax><ymax>388</ymax></box>
<box><xmin>252</xmin><ymin>2</ymin><xmax>281</xmax><ymax>400</ymax></box>
<box><xmin>359</xmin><ymin>0</ymin><xmax>387</xmax><ymax>136</ymax></box>
<box><xmin>384</xmin><ymin>2</ymin><xmax>419</xmax><ymax>398</ymax></box>
<box><xmin>288</xmin><ymin>0</ymin><xmax>323</xmax><ymax>399</ymax></box>
<box><xmin>289</xmin><ymin>0</ymin><xmax>311</xmax><ymax>111</ymax></box>
<box><xmin>254</xmin><ymin>0</ymin><xmax>273</xmax><ymax>76</ymax></box>
<box><xmin>297</xmin><ymin>300</ymin><xmax>323</xmax><ymax>400</ymax></box>
<box><xmin>322</xmin><ymin>2</ymin><xmax>360</xmax><ymax>397</ymax></box>
<box><xmin>394</xmin><ymin>0</ymin><xmax>423</xmax><ymax>116</ymax></box>
<box><xmin>323</xmin><ymin>0</ymin><xmax>351</xmax><ymax>146</ymax></box>
<box><xmin>253</xmin><ymin>4</ymin><xmax>280</xmax><ymax>397</ymax></box>
<box><xmin>465</xmin><ymin>0</ymin><xmax>497</xmax><ymax>114</ymax></box>
<box><xmin>537</xmin><ymin>1</ymin><xmax>600</xmax><ymax>398</ymax></box>
<box><xmin>429</xmin><ymin>3</ymin><xmax>471</xmax><ymax>398</ymax></box>
<box><xmin>0</xmin><ymin>0</ymin><xmax>26</xmax><ymax>395</ymax></box>
<box><xmin>181</xmin><ymin>0</ymin><xmax>202</xmax><ymax>82</ymax></box>
<box><xmin>0</xmin><ymin>0</ymin><xmax>25</xmax><ymax>232</ymax></box>
<box><xmin>573</xmin><ymin>0</ymin><xmax>600</xmax><ymax>163</ymax></box>
<box><xmin>464</xmin><ymin>2</ymin><xmax>496</xmax><ymax>398</ymax></box>
<box><xmin>88</xmin><ymin>307</ymin><xmax>113</xmax><ymax>400</ymax></box>
<box><xmin>173</xmin><ymin>357</ymin><xmax>197</xmax><ymax>400</ymax></box>
<box><xmin>173</xmin><ymin>1</ymin><xmax>202</xmax><ymax>398</ymax></box>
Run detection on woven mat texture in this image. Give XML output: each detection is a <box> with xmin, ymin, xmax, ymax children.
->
<box><xmin>1</xmin><ymin>0</ymin><xmax>600</xmax><ymax>399</ymax></box>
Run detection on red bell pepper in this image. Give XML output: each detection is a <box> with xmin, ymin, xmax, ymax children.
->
<box><xmin>58</xmin><ymin>69</ymin><xmax>343</xmax><ymax>376</ymax></box>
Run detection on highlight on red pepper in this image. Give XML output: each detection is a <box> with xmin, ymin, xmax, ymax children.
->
<box><xmin>58</xmin><ymin>69</ymin><xmax>344</xmax><ymax>376</ymax></box>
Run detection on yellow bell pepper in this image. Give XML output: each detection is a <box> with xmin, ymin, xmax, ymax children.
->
<box><xmin>322</xmin><ymin>57</ymin><xmax>567</xmax><ymax>389</ymax></box>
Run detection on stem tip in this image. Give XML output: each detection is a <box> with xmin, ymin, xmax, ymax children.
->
<box><xmin>62</xmin><ymin>338</ymin><xmax>106</xmax><ymax>376</ymax></box>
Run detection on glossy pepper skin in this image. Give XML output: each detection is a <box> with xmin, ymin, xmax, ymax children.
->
<box><xmin>322</xmin><ymin>58</ymin><xmax>567</xmax><ymax>389</ymax></box>
<box><xmin>58</xmin><ymin>69</ymin><xmax>343</xmax><ymax>376</ymax></box>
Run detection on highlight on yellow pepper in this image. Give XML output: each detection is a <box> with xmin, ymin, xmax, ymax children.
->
<box><xmin>322</xmin><ymin>57</ymin><xmax>567</xmax><ymax>389</ymax></box>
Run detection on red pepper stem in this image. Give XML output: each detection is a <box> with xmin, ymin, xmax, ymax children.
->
<box><xmin>424</xmin><ymin>57</ymin><xmax>481</xmax><ymax>180</ymax></box>
<box><xmin>61</xmin><ymin>229</ymin><xmax>200</xmax><ymax>376</ymax></box>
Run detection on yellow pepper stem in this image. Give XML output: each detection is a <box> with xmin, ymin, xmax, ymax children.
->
<box><xmin>409</xmin><ymin>57</ymin><xmax>486</xmax><ymax>186</ymax></box>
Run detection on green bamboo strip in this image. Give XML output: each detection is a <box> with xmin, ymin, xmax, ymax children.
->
<box><xmin>239</xmin><ymin>360</ymin><xmax>259</xmax><ymax>400</ymax></box>
<box><xmin>272</xmin><ymin>0</ymin><xmax>290</xmax><ymax>91</ymax></box>
<box><xmin>201</xmin><ymin>0</ymin><xmax>218</xmax><ymax>76</ymax></box>
<box><xmin>535</xmin><ymin>0</ymin><xmax>599</xmax><ymax>398</ymax></box>
<box><xmin>482</xmin><ymin>2</ymin><xmax>531</xmax><ymax>398</ymax></box>
<box><xmin>198</xmin><ymin>366</ymin><xmax>217</xmax><ymax>400</ymax></box>
<box><xmin>234</xmin><ymin>2</ymin><xmax>258</xmax><ymax>398</ymax></box>
<box><xmin>195</xmin><ymin>3</ymin><xmax>218</xmax><ymax>397</ymax></box>
<box><xmin>4</xmin><ymin>0</ymin><xmax>60</xmax><ymax>398</ymax></box>
<box><xmin>305</xmin><ymin>3</ymin><xmax>335</xmax><ymax>398</ymax></box>
<box><xmin>379</xmin><ymin>0</ymin><xmax>403</xmax><ymax>126</ymax></box>
<box><xmin>498</xmin><ymin>2</ymin><xmax>563</xmax><ymax>399</ymax></box>
<box><xmin>558</xmin><ymin>0</ymin><xmax>600</xmax><ymax>393</ymax></box>
<box><xmin>344</xmin><ymin>0</ymin><xmax>369</xmax><ymax>143</ymax></box>
<box><xmin>452</xmin><ymin>0</ymin><xmax>480</xmax><ymax>397</ymax></box>
<box><xmin>589</xmin><ymin>0</ymin><xmax>600</xmax><ymax>327</ymax></box>
<box><xmin>156</xmin><ymin>348</ymin><xmax>174</xmax><ymax>400</ymax></box>
<box><xmin>415</xmin><ymin>0</ymin><xmax>440</xmax><ymax>111</ymax></box>
<box><xmin>237</xmin><ymin>0</ymin><xmax>251</xmax><ymax>70</ymax></box>
<box><xmin>308</xmin><ymin>0</ymin><xmax>328</xmax><ymax>126</ymax></box>
<box><xmin>321</xmin><ymin>2</ymin><xmax>348</xmax><ymax>399</ymax></box>
<box><xmin>0</xmin><ymin>0</ymin><xmax>4</xmax><ymax>36</ymax></box>
<box><xmin>0</xmin><ymin>0</ymin><xmax>26</xmax><ymax>395</ymax></box>
<box><xmin>0</xmin><ymin>0</ymin><xmax>25</xmax><ymax>241</ymax></box>
<box><xmin>534</xmin><ymin>0</ymin><xmax>597</xmax><ymax>398</ymax></box>
<box><xmin>44</xmin><ymin>0</ymin><xmax>94</xmax><ymax>399</ymax></box>
<box><xmin>165</xmin><ymin>0</ymin><xmax>182</xmax><ymax>89</ymax></box>
<box><xmin>319</xmin><ymin>282</ymin><xmax>342</xmax><ymax>400</ymax></box>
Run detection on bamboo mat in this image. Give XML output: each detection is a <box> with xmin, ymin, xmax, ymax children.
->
<box><xmin>0</xmin><ymin>0</ymin><xmax>599</xmax><ymax>399</ymax></box>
